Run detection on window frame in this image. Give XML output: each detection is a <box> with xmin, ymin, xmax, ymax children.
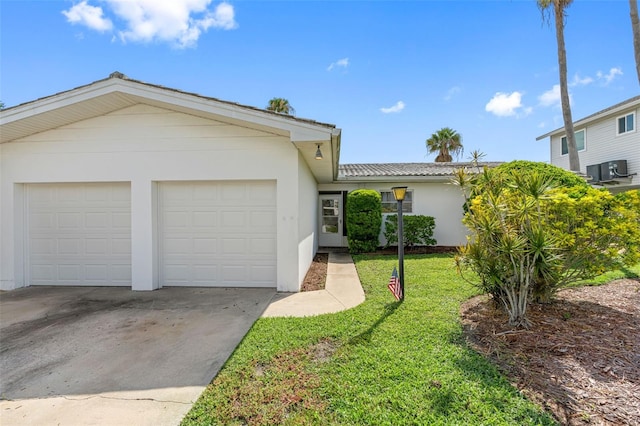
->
<box><xmin>380</xmin><ymin>190</ymin><xmax>413</xmax><ymax>213</ymax></box>
<box><xmin>616</xmin><ymin>112</ymin><xmax>636</xmax><ymax>136</ymax></box>
<box><xmin>560</xmin><ymin>129</ymin><xmax>586</xmax><ymax>156</ymax></box>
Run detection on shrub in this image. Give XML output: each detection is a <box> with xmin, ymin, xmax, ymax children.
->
<box><xmin>383</xmin><ymin>215</ymin><xmax>437</xmax><ymax>248</ymax></box>
<box><xmin>454</xmin><ymin>162</ymin><xmax>640</xmax><ymax>328</ymax></box>
<box><xmin>346</xmin><ymin>189</ymin><xmax>382</xmax><ymax>254</ymax></box>
<box><xmin>491</xmin><ymin>160</ymin><xmax>589</xmax><ymax>188</ymax></box>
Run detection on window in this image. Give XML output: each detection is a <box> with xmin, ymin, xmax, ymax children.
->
<box><xmin>561</xmin><ymin>129</ymin><xmax>585</xmax><ymax>156</ymax></box>
<box><xmin>380</xmin><ymin>190</ymin><xmax>413</xmax><ymax>213</ymax></box>
<box><xmin>617</xmin><ymin>112</ymin><xmax>635</xmax><ymax>135</ymax></box>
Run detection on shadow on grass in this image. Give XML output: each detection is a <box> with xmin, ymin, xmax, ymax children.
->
<box><xmin>448</xmin><ymin>347</ymin><xmax>557</xmax><ymax>425</ymax></box>
<box><xmin>619</xmin><ymin>264</ymin><xmax>640</xmax><ymax>278</ymax></box>
<box><xmin>347</xmin><ymin>300</ymin><xmax>402</xmax><ymax>346</ymax></box>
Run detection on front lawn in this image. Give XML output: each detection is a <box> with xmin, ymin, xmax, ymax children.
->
<box><xmin>182</xmin><ymin>254</ymin><xmax>556</xmax><ymax>425</ymax></box>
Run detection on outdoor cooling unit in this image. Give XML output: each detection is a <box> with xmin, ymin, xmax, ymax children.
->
<box><xmin>600</xmin><ymin>160</ymin><xmax>628</xmax><ymax>181</ymax></box>
<box><xmin>586</xmin><ymin>164</ymin><xmax>601</xmax><ymax>183</ymax></box>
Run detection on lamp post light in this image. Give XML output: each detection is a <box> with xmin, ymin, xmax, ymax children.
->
<box><xmin>391</xmin><ymin>186</ymin><xmax>407</xmax><ymax>301</ymax></box>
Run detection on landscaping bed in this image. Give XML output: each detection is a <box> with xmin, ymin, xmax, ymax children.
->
<box><xmin>461</xmin><ymin>279</ymin><xmax>640</xmax><ymax>425</ymax></box>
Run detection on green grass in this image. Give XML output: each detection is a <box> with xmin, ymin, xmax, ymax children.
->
<box><xmin>569</xmin><ymin>262</ymin><xmax>640</xmax><ymax>287</ymax></box>
<box><xmin>182</xmin><ymin>254</ymin><xmax>559</xmax><ymax>425</ymax></box>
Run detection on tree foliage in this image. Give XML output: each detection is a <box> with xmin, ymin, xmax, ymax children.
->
<box><xmin>490</xmin><ymin>160</ymin><xmax>588</xmax><ymax>188</ymax></box>
<box><xmin>454</xmin><ymin>163</ymin><xmax>640</xmax><ymax>328</ymax></box>
<box><xmin>346</xmin><ymin>189</ymin><xmax>382</xmax><ymax>254</ymax></box>
<box><xmin>425</xmin><ymin>127</ymin><xmax>463</xmax><ymax>162</ymax></box>
<box><xmin>383</xmin><ymin>215</ymin><xmax>437</xmax><ymax>248</ymax></box>
<box><xmin>266</xmin><ymin>97</ymin><xmax>295</xmax><ymax>115</ymax></box>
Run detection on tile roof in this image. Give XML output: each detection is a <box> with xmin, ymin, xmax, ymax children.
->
<box><xmin>338</xmin><ymin>162</ymin><xmax>503</xmax><ymax>178</ymax></box>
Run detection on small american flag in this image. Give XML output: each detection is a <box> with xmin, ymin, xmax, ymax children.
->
<box><xmin>388</xmin><ymin>267</ymin><xmax>402</xmax><ymax>300</ymax></box>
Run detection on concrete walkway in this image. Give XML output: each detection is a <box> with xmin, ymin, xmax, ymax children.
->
<box><xmin>262</xmin><ymin>252</ymin><xmax>365</xmax><ymax>317</ymax></box>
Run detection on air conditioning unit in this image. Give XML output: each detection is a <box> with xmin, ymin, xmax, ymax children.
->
<box><xmin>586</xmin><ymin>164</ymin><xmax>601</xmax><ymax>183</ymax></box>
<box><xmin>600</xmin><ymin>160</ymin><xmax>628</xmax><ymax>181</ymax></box>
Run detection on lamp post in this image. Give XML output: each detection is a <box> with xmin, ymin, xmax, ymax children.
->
<box><xmin>391</xmin><ymin>186</ymin><xmax>407</xmax><ymax>301</ymax></box>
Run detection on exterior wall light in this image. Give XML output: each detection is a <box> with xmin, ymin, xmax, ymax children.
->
<box><xmin>315</xmin><ymin>144</ymin><xmax>323</xmax><ymax>160</ymax></box>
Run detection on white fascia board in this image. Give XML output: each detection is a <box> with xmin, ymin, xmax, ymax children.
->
<box><xmin>1</xmin><ymin>77</ymin><xmax>338</xmax><ymax>141</ymax></box>
<box><xmin>536</xmin><ymin>97</ymin><xmax>640</xmax><ymax>141</ymax></box>
<box><xmin>112</xmin><ymin>80</ymin><xmax>338</xmax><ymax>141</ymax></box>
<box><xmin>0</xmin><ymin>80</ymin><xmax>122</xmax><ymax>125</ymax></box>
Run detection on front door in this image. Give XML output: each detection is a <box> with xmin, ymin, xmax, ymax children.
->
<box><xmin>318</xmin><ymin>194</ymin><xmax>343</xmax><ymax>247</ymax></box>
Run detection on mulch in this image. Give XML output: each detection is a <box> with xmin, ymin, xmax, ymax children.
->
<box><xmin>301</xmin><ymin>253</ymin><xmax>328</xmax><ymax>292</ymax></box>
<box><xmin>461</xmin><ymin>279</ymin><xmax>640</xmax><ymax>425</ymax></box>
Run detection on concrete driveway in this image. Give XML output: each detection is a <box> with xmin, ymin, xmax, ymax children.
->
<box><xmin>0</xmin><ymin>286</ymin><xmax>275</xmax><ymax>426</ymax></box>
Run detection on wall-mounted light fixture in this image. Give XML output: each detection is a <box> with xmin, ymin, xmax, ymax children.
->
<box><xmin>315</xmin><ymin>144</ymin><xmax>323</xmax><ymax>160</ymax></box>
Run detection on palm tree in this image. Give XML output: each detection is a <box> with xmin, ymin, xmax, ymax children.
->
<box><xmin>538</xmin><ymin>0</ymin><xmax>580</xmax><ymax>173</ymax></box>
<box><xmin>630</xmin><ymin>0</ymin><xmax>640</xmax><ymax>84</ymax></box>
<box><xmin>426</xmin><ymin>127</ymin><xmax>463</xmax><ymax>162</ymax></box>
<box><xmin>266</xmin><ymin>97</ymin><xmax>295</xmax><ymax>115</ymax></box>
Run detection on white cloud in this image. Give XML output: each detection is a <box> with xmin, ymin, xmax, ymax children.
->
<box><xmin>444</xmin><ymin>86</ymin><xmax>461</xmax><ymax>101</ymax></box>
<box><xmin>597</xmin><ymin>67</ymin><xmax>623</xmax><ymax>85</ymax></box>
<box><xmin>538</xmin><ymin>84</ymin><xmax>561</xmax><ymax>108</ymax></box>
<box><xmin>62</xmin><ymin>0</ymin><xmax>237</xmax><ymax>48</ymax></box>
<box><xmin>485</xmin><ymin>91</ymin><xmax>528</xmax><ymax>117</ymax></box>
<box><xmin>62</xmin><ymin>1</ymin><xmax>113</xmax><ymax>32</ymax></box>
<box><xmin>570</xmin><ymin>73</ymin><xmax>594</xmax><ymax>87</ymax></box>
<box><xmin>380</xmin><ymin>101</ymin><xmax>405</xmax><ymax>114</ymax></box>
<box><xmin>327</xmin><ymin>57</ymin><xmax>349</xmax><ymax>71</ymax></box>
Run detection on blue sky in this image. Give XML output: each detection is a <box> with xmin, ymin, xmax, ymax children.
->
<box><xmin>1</xmin><ymin>0</ymin><xmax>637</xmax><ymax>164</ymax></box>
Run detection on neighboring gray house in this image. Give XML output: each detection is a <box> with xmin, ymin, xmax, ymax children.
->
<box><xmin>537</xmin><ymin>95</ymin><xmax>640</xmax><ymax>192</ymax></box>
<box><xmin>0</xmin><ymin>73</ymin><xmax>488</xmax><ymax>293</ymax></box>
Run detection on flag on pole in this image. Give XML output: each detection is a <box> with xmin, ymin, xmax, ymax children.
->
<box><xmin>388</xmin><ymin>266</ymin><xmax>402</xmax><ymax>300</ymax></box>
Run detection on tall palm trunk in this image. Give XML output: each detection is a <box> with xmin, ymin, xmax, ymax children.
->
<box><xmin>631</xmin><ymin>0</ymin><xmax>640</xmax><ymax>84</ymax></box>
<box><xmin>553</xmin><ymin>0</ymin><xmax>580</xmax><ymax>172</ymax></box>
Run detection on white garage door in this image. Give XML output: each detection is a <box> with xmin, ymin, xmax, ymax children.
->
<box><xmin>26</xmin><ymin>183</ymin><xmax>132</xmax><ymax>286</ymax></box>
<box><xmin>159</xmin><ymin>181</ymin><xmax>276</xmax><ymax>287</ymax></box>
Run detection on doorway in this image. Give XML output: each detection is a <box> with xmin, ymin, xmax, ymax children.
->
<box><xmin>318</xmin><ymin>194</ymin><xmax>343</xmax><ymax>247</ymax></box>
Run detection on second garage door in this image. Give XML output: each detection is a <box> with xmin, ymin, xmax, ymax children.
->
<box><xmin>158</xmin><ymin>181</ymin><xmax>277</xmax><ymax>287</ymax></box>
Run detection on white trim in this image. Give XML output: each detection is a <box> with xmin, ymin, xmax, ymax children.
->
<box><xmin>560</xmin><ymin>129</ymin><xmax>586</xmax><ymax>156</ymax></box>
<box><xmin>616</xmin><ymin>112</ymin><xmax>636</xmax><ymax>136</ymax></box>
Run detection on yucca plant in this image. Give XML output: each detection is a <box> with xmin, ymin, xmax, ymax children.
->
<box><xmin>456</xmin><ymin>172</ymin><xmax>558</xmax><ymax>327</ymax></box>
<box><xmin>456</xmin><ymin>161</ymin><xmax>640</xmax><ymax>327</ymax></box>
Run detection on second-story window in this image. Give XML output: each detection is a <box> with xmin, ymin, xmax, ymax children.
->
<box><xmin>617</xmin><ymin>112</ymin><xmax>635</xmax><ymax>135</ymax></box>
<box><xmin>561</xmin><ymin>129</ymin><xmax>586</xmax><ymax>155</ymax></box>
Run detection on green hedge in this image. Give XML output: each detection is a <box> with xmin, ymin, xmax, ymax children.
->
<box><xmin>346</xmin><ymin>189</ymin><xmax>382</xmax><ymax>254</ymax></box>
<box><xmin>383</xmin><ymin>214</ymin><xmax>437</xmax><ymax>248</ymax></box>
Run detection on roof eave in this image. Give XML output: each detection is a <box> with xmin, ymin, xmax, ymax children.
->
<box><xmin>536</xmin><ymin>95</ymin><xmax>640</xmax><ymax>141</ymax></box>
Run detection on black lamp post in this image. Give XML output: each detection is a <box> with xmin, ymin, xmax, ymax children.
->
<box><xmin>392</xmin><ymin>186</ymin><xmax>407</xmax><ymax>300</ymax></box>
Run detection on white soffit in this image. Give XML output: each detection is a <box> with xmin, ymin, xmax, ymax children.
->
<box><xmin>1</xmin><ymin>76</ymin><xmax>338</xmax><ymax>145</ymax></box>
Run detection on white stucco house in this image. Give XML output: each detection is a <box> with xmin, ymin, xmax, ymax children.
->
<box><xmin>536</xmin><ymin>95</ymin><xmax>639</xmax><ymax>192</ymax></box>
<box><xmin>0</xmin><ymin>73</ymin><xmax>489</xmax><ymax>292</ymax></box>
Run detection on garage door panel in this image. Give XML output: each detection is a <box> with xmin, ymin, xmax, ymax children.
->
<box><xmin>159</xmin><ymin>181</ymin><xmax>276</xmax><ymax>288</ymax></box>
<box><xmin>193</xmin><ymin>238</ymin><xmax>217</xmax><ymax>254</ymax></box>
<box><xmin>27</xmin><ymin>183</ymin><xmax>132</xmax><ymax>286</ymax></box>
<box><xmin>221</xmin><ymin>238</ymin><xmax>245</xmax><ymax>254</ymax></box>
<box><xmin>193</xmin><ymin>211</ymin><xmax>217</xmax><ymax>227</ymax></box>
<box><xmin>221</xmin><ymin>211</ymin><xmax>245</xmax><ymax>227</ymax></box>
<box><xmin>250</xmin><ymin>238</ymin><xmax>276</xmax><ymax>254</ymax></box>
